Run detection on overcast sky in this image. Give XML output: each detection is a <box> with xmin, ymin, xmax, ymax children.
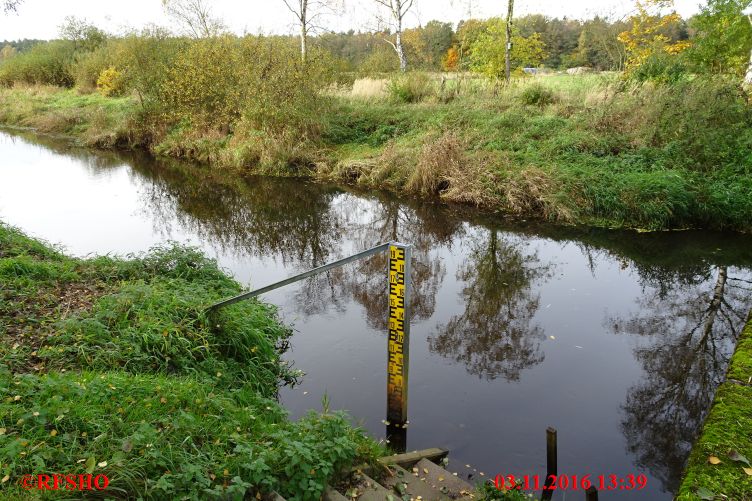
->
<box><xmin>0</xmin><ymin>0</ymin><xmax>704</xmax><ymax>41</ymax></box>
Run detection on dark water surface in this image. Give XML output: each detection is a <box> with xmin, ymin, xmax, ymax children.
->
<box><xmin>2</xmin><ymin>130</ymin><xmax>751</xmax><ymax>499</ymax></box>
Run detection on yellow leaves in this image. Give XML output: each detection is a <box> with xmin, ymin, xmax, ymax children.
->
<box><xmin>620</xmin><ymin>0</ymin><xmax>690</xmax><ymax>71</ymax></box>
<box><xmin>708</xmin><ymin>455</ymin><xmax>722</xmax><ymax>464</ymax></box>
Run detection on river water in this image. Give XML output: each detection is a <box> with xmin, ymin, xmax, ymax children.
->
<box><xmin>2</xmin><ymin>130</ymin><xmax>751</xmax><ymax>499</ymax></box>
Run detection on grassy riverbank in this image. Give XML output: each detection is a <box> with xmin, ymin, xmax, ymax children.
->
<box><xmin>678</xmin><ymin>312</ymin><xmax>752</xmax><ymax>500</ymax></box>
<box><xmin>0</xmin><ymin>223</ymin><xmax>382</xmax><ymax>500</ymax></box>
<box><xmin>1</xmin><ymin>74</ymin><xmax>751</xmax><ymax>233</ymax></box>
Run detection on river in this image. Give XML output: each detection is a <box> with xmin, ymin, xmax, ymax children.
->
<box><xmin>2</xmin><ymin>130</ymin><xmax>751</xmax><ymax>499</ymax></box>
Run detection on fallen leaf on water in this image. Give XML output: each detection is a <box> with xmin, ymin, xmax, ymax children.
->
<box><xmin>743</xmin><ymin>467</ymin><xmax>752</xmax><ymax>476</ymax></box>
<box><xmin>728</xmin><ymin>450</ymin><xmax>750</xmax><ymax>466</ymax></box>
<box><xmin>696</xmin><ymin>486</ymin><xmax>715</xmax><ymax>500</ymax></box>
<box><xmin>708</xmin><ymin>456</ymin><xmax>722</xmax><ymax>465</ymax></box>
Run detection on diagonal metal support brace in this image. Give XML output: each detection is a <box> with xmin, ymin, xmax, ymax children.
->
<box><xmin>206</xmin><ymin>241</ymin><xmax>393</xmax><ymax>313</ymax></box>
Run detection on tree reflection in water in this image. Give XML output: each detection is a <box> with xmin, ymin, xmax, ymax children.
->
<box><xmin>133</xmin><ymin>158</ymin><xmax>456</xmax><ymax>325</ymax></box>
<box><xmin>611</xmin><ymin>266</ymin><xmax>752</xmax><ymax>492</ymax></box>
<box><xmin>428</xmin><ymin>229</ymin><xmax>553</xmax><ymax>381</ymax></box>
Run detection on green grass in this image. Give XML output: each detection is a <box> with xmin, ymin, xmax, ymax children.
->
<box><xmin>677</xmin><ymin>313</ymin><xmax>752</xmax><ymax>501</ymax></box>
<box><xmin>0</xmin><ymin>223</ymin><xmax>384</xmax><ymax>500</ymax></box>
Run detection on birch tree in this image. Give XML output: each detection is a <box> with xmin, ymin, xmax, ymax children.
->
<box><xmin>373</xmin><ymin>0</ymin><xmax>415</xmax><ymax>72</ymax></box>
<box><xmin>281</xmin><ymin>0</ymin><xmax>342</xmax><ymax>62</ymax></box>
<box><xmin>745</xmin><ymin>7</ymin><xmax>752</xmax><ymax>84</ymax></box>
<box><xmin>162</xmin><ymin>0</ymin><xmax>225</xmax><ymax>38</ymax></box>
<box><xmin>505</xmin><ymin>0</ymin><xmax>514</xmax><ymax>82</ymax></box>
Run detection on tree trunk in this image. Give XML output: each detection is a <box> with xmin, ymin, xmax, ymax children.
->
<box><xmin>300</xmin><ymin>0</ymin><xmax>308</xmax><ymax>63</ymax></box>
<box><xmin>504</xmin><ymin>0</ymin><xmax>514</xmax><ymax>82</ymax></box>
<box><xmin>746</xmin><ymin>15</ymin><xmax>752</xmax><ymax>85</ymax></box>
<box><xmin>700</xmin><ymin>266</ymin><xmax>728</xmax><ymax>345</ymax></box>
<box><xmin>300</xmin><ymin>24</ymin><xmax>307</xmax><ymax>63</ymax></box>
<box><xmin>396</xmin><ymin>19</ymin><xmax>407</xmax><ymax>72</ymax></box>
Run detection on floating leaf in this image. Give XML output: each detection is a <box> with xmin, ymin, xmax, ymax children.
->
<box><xmin>696</xmin><ymin>486</ymin><xmax>715</xmax><ymax>500</ymax></box>
<box><xmin>708</xmin><ymin>456</ymin><xmax>721</xmax><ymax>465</ymax></box>
<box><xmin>728</xmin><ymin>450</ymin><xmax>750</xmax><ymax>467</ymax></box>
<box><xmin>743</xmin><ymin>467</ymin><xmax>752</xmax><ymax>476</ymax></box>
<box><xmin>85</xmin><ymin>456</ymin><xmax>95</xmax><ymax>474</ymax></box>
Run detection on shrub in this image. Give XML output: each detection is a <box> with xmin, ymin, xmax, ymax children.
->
<box><xmin>0</xmin><ymin>40</ymin><xmax>75</xmax><ymax>87</ymax></box>
<box><xmin>519</xmin><ymin>82</ymin><xmax>557</xmax><ymax>106</ymax></box>
<box><xmin>387</xmin><ymin>72</ymin><xmax>435</xmax><ymax>103</ymax></box>
<box><xmin>72</xmin><ymin>43</ymin><xmax>116</xmax><ymax>91</ymax></box>
<box><xmin>96</xmin><ymin>66</ymin><xmax>125</xmax><ymax>96</ymax></box>
<box><xmin>158</xmin><ymin>36</ymin><xmax>243</xmax><ymax>129</ymax></box>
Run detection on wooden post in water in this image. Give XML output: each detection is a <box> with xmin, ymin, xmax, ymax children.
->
<box><xmin>546</xmin><ymin>427</ymin><xmax>557</xmax><ymax>478</ymax></box>
<box><xmin>585</xmin><ymin>486</ymin><xmax>598</xmax><ymax>501</ymax></box>
<box><xmin>386</xmin><ymin>243</ymin><xmax>411</xmax><ymax>427</ymax></box>
<box><xmin>541</xmin><ymin>427</ymin><xmax>558</xmax><ymax>500</ymax></box>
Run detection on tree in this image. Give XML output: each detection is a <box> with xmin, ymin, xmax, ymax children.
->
<box><xmin>0</xmin><ymin>44</ymin><xmax>16</xmax><ymax>61</ymax></box>
<box><xmin>161</xmin><ymin>0</ymin><xmax>225</xmax><ymax>38</ymax></box>
<box><xmin>618</xmin><ymin>0</ymin><xmax>691</xmax><ymax>72</ymax></box>
<box><xmin>685</xmin><ymin>0</ymin><xmax>752</xmax><ymax>79</ymax></box>
<box><xmin>747</xmin><ymin>9</ymin><xmax>752</xmax><ymax>83</ymax></box>
<box><xmin>373</xmin><ymin>0</ymin><xmax>415</xmax><ymax>72</ymax></box>
<box><xmin>58</xmin><ymin>16</ymin><xmax>107</xmax><ymax>53</ymax></box>
<box><xmin>281</xmin><ymin>0</ymin><xmax>342</xmax><ymax>63</ymax></box>
<box><xmin>505</xmin><ymin>0</ymin><xmax>514</xmax><ymax>82</ymax></box>
<box><xmin>469</xmin><ymin>18</ymin><xmax>546</xmax><ymax>78</ymax></box>
<box><xmin>2</xmin><ymin>0</ymin><xmax>22</xmax><ymax>13</ymax></box>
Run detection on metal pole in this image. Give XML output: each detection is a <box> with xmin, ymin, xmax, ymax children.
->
<box><xmin>386</xmin><ymin>242</ymin><xmax>411</xmax><ymax>426</ymax></box>
<box><xmin>206</xmin><ymin>242</ymin><xmax>392</xmax><ymax>312</ymax></box>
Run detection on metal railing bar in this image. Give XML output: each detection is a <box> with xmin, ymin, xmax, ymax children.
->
<box><xmin>206</xmin><ymin>241</ymin><xmax>394</xmax><ymax>313</ymax></box>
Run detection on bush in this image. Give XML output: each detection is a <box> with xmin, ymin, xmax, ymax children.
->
<box><xmin>0</xmin><ymin>40</ymin><xmax>75</xmax><ymax>87</ymax></box>
<box><xmin>519</xmin><ymin>82</ymin><xmax>557</xmax><ymax>106</ymax></box>
<box><xmin>629</xmin><ymin>51</ymin><xmax>689</xmax><ymax>84</ymax></box>
<box><xmin>72</xmin><ymin>43</ymin><xmax>116</xmax><ymax>91</ymax></box>
<box><xmin>387</xmin><ymin>72</ymin><xmax>435</xmax><ymax>103</ymax></box>
<box><xmin>96</xmin><ymin>66</ymin><xmax>125</xmax><ymax>96</ymax></box>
